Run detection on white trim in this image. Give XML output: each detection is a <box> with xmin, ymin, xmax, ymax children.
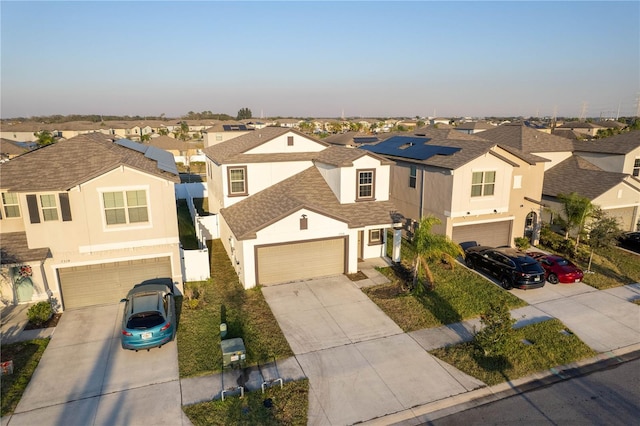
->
<box><xmin>601</xmin><ymin>203</ymin><xmax>640</xmax><ymax>210</ymax></box>
<box><xmin>452</xmin><ymin>216</ymin><xmax>515</xmax><ymax>227</ymax></box>
<box><xmin>52</xmin><ymin>251</ymin><xmax>176</xmax><ymax>269</ymax></box>
<box><xmin>78</xmin><ymin>237</ymin><xmax>179</xmax><ymax>253</ymax></box>
<box><xmin>77</xmin><ymin>165</ymin><xmax>175</xmax><ymax>189</ymax></box>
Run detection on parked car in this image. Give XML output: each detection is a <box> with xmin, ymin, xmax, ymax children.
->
<box><xmin>618</xmin><ymin>231</ymin><xmax>640</xmax><ymax>254</ymax></box>
<box><xmin>120</xmin><ymin>278</ymin><xmax>176</xmax><ymax>351</ymax></box>
<box><xmin>527</xmin><ymin>252</ymin><xmax>584</xmax><ymax>284</ymax></box>
<box><xmin>464</xmin><ymin>245</ymin><xmax>545</xmax><ymax>290</ymax></box>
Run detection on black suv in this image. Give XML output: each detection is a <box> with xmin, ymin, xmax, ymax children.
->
<box><xmin>464</xmin><ymin>245</ymin><xmax>545</xmax><ymax>290</ymax></box>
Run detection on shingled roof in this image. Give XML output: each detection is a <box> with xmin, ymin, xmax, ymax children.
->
<box><xmin>0</xmin><ymin>138</ymin><xmax>28</xmax><ymax>156</ymax></box>
<box><xmin>542</xmin><ymin>155</ymin><xmax>633</xmax><ymax>199</ymax></box>
<box><xmin>479</xmin><ymin>123</ymin><xmax>576</xmax><ymax>153</ymax></box>
<box><xmin>314</xmin><ymin>145</ymin><xmax>393</xmax><ymax>167</ymax></box>
<box><xmin>0</xmin><ymin>232</ymin><xmax>50</xmax><ymax>265</ymax></box>
<box><xmin>361</xmin><ymin>128</ymin><xmax>545</xmax><ymax>169</ymax></box>
<box><xmin>572</xmin><ymin>131</ymin><xmax>640</xmax><ymax>155</ymax></box>
<box><xmin>203</xmin><ymin>127</ymin><xmax>328</xmax><ymax>165</ymax></box>
<box><xmin>146</xmin><ymin>135</ymin><xmax>203</xmax><ymax>151</ymax></box>
<box><xmin>0</xmin><ymin>133</ymin><xmax>180</xmax><ymax>192</ymax></box>
<box><xmin>220</xmin><ymin>166</ymin><xmax>400</xmax><ymax>240</ymax></box>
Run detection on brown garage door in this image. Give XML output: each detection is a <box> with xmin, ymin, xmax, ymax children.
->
<box><xmin>58</xmin><ymin>257</ymin><xmax>172</xmax><ymax>309</ymax></box>
<box><xmin>452</xmin><ymin>220</ymin><xmax>512</xmax><ymax>247</ymax></box>
<box><xmin>256</xmin><ymin>237</ymin><xmax>346</xmax><ymax>286</ymax></box>
<box><xmin>604</xmin><ymin>207</ymin><xmax>635</xmax><ymax>231</ymax></box>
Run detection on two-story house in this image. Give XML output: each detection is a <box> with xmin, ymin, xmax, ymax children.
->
<box><xmin>361</xmin><ymin>129</ymin><xmax>548</xmax><ymax>247</ymax></box>
<box><xmin>203</xmin><ymin>127</ymin><xmax>400</xmax><ymax>288</ymax></box>
<box><xmin>0</xmin><ymin>133</ymin><xmax>183</xmax><ymax>310</ymax></box>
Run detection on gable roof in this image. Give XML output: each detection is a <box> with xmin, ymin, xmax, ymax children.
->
<box><xmin>572</xmin><ymin>131</ymin><xmax>640</xmax><ymax>155</ymax></box>
<box><xmin>542</xmin><ymin>155</ymin><xmax>633</xmax><ymax>200</ymax></box>
<box><xmin>479</xmin><ymin>123</ymin><xmax>575</xmax><ymax>153</ymax></box>
<box><xmin>314</xmin><ymin>145</ymin><xmax>393</xmax><ymax>167</ymax></box>
<box><xmin>0</xmin><ymin>232</ymin><xmax>51</xmax><ymax>265</ymax></box>
<box><xmin>220</xmin><ymin>166</ymin><xmax>400</xmax><ymax>240</ymax></box>
<box><xmin>0</xmin><ymin>133</ymin><xmax>180</xmax><ymax>192</ymax></box>
<box><xmin>203</xmin><ymin>127</ymin><xmax>328</xmax><ymax>165</ymax></box>
<box><xmin>146</xmin><ymin>135</ymin><xmax>203</xmax><ymax>151</ymax></box>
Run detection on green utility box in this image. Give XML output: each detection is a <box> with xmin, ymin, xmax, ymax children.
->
<box><xmin>221</xmin><ymin>337</ymin><xmax>246</xmax><ymax>369</ymax></box>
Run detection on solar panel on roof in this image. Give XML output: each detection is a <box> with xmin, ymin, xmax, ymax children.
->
<box><xmin>222</xmin><ymin>124</ymin><xmax>248</xmax><ymax>131</ymax></box>
<box><xmin>115</xmin><ymin>139</ymin><xmax>178</xmax><ymax>175</ymax></box>
<box><xmin>353</xmin><ymin>137</ymin><xmax>379</xmax><ymax>144</ymax></box>
<box><xmin>361</xmin><ymin>136</ymin><xmax>460</xmax><ymax>160</ymax></box>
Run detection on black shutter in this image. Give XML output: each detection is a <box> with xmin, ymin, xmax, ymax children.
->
<box><xmin>59</xmin><ymin>193</ymin><xmax>72</xmax><ymax>222</ymax></box>
<box><xmin>26</xmin><ymin>194</ymin><xmax>40</xmax><ymax>224</ymax></box>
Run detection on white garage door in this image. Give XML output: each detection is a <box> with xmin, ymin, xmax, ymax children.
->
<box><xmin>256</xmin><ymin>237</ymin><xmax>346</xmax><ymax>286</ymax></box>
<box><xmin>58</xmin><ymin>257</ymin><xmax>172</xmax><ymax>309</ymax></box>
<box><xmin>452</xmin><ymin>220</ymin><xmax>512</xmax><ymax>247</ymax></box>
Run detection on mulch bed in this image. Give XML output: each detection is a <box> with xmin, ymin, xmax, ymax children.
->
<box><xmin>24</xmin><ymin>313</ymin><xmax>62</xmax><ymax>330</ymax></box>
<box><xmin>346</xmin><ymin>271</ymin><xmax>369</xmax><ymax>281</ymax></box>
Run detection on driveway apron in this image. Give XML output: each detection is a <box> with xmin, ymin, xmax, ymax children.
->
<box><xmin>262</xmin><ymin>275</ymin><xmax>484</xmax><ymax>425</ymax></box>
<box><xmin>9</xmin><ymin>303</ymin><xmax>185</xmax><ymax>426</ymax></box>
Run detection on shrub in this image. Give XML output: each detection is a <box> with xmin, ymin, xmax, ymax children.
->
<box><xmin>183</xmin><ymin>283</ymin><xmax>204</xmax><ymax>309</ymax></box>
<box><xmin>514</xmin><ymin>237</ymin><xmax>530</xmax><ymax>251</ymax></box>
<box><xmin>474</xmin><ymin>302</ymin><xmax>517</xmax><ymax>356</ymax></box>
<box><xmin>26</xmin><ymin>301</ymin><xmax>52</xmax><ymax>327</ymax></box>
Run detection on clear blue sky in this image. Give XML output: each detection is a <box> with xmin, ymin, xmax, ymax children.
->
<box><xmin>1</xmin><ymin>1</ymin><xmax>638</xmax><ymax>119</ymax></box>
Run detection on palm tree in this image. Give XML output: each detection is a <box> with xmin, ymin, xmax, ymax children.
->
<box><xmin>557</xmin><ymin>192</ymin><xmax>594</xmax><ymax>248</ymax></box>
<box><xmin>412</xmin><ymin>215</ymin><xmax>465</xmax><ymax>292</ymax></box>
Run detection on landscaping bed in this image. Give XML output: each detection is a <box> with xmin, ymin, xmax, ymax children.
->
<box><xmin>430</xmin><ymin>319</ymin><xmax>597</xmax><ymax>386</ymax></box>
<box><xmin>177</xmin><ymin>239</ymin><xmax>293</xmax><ymax>377</ymax></box>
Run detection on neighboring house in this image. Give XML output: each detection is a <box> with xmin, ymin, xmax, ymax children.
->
<box><xmin>541</xmin><ymin>156</ymin><xmax>640</xmax><ymax>231</ymax></box>
<box><xmin>555</xmin><ymin>121</ymin><xmax>605</xmax><ymax>137</ymax></box>
<box><xmin>146</xmin><ymin>135</ymin><xmax>203</xmax><ymax>165</ymax></box>
<box><xmin>203</xmin><ymin>121</ymin><xmax>253</xmax><ymax>147</ymax></box>
<box><xmin>203</xmin><ymin>126</ymin><xmax>400</xmax><ymax>288</ymax></box>
<box><xmin>0</xmin><ymin>133</ymin><xmax>183</xmax><ymax>310</ymax></box>
<box><xmin>482</xmin><ymin>125</ymin><xmax>640</xmax><ymax>231</ymax></box>
<box><xmin>361</xmin><ymin>129</ymin><xmax>548</xmax><ymax>247</ymax></box>
<box><xmin>453</xmin><ymin>121</ymin><xmax>496</xmax><ymax>134</ymax></box>
<box><xmin>0</xmin><ymin>138</ymin><xmax>29</xmax><ymax>161</ymax></box>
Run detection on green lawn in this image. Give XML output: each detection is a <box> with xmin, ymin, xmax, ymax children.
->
<box><xmin>177</xmin><ymin>199</ymin><xmax>199</xmax><ymax>250</ymax></box>
<box><xmin>1</xmin><ymin>339</ymin><xmax>49</xmax><ymax>416</ymax></box>
<box><xmin>577</xmin><ymin>247</ymin><xmax>640</xmax><ymax>290</ymax></box>
<box><xmin>183</xmin><ymin>379</ymin><xmax>308</xmax><ymax>426</ymax></box>
<box><xmin>177</xmin><ymin>239</ymin><xmax>293</xmax><ymax>378</ymax></box>
<box><xmin>430</xmin><ymin>319</ymin><xmax>597</xmax><ymax>386</ymax></box>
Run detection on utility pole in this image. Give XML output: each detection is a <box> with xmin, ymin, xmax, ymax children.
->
<box><xmin>579</xmin><ymin>101</ymin><xmax>588</xmax><ymax>121</ymax></box>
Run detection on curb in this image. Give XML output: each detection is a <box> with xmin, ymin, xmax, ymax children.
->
<box><xmin>360</xmin><ymin>343</ymin><xmax>640</xmax><ymax>425</ymax></box>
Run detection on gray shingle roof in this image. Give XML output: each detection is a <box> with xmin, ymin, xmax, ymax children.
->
<box><xmin>0</xmin><ymin>138</ymin><xmax>28</xmax><ymax>156</ymax></box>
<box><xmin>0</xmin><ymin>133</ymin><xmax>180</xmax><ymax>192</ymax></box>
<box><xmin>203</xmin><ymin>127</ymin><xmax>328</xmax><ymax>165</ymax></box>
<box><xmin>479</xmin><ymin>123</ymin><xmax>575</xmax><ymax>153</ymax></box>
<box><xmin>0</xmin><ymin>232</ymin><xmax>50</xmax><ymax>264</ymax></box>
<box><xmin>314</xmin><ymin>146</ymin><xmax>393</xmax><ymax>167</ymax></box>
<box><xmin>542</xmin><ymin>155</ymin><xmax>631</xmax><ymax>199</ymax></box>
<box><xmin>146</xmin><ymin>135</ymin><xmax>203</xmax><ymax>151</ymax></box>
<box><xmin>220</xmin><ymin>166</ymin><xmax>400</xmax><ymax>240</ymax></box>
<box><xmin>572</xmin><ymin>131</ymin><xmax>640</xmax><ymax>155</ymax></box>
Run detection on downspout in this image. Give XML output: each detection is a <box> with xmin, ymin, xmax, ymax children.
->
<box><xmin>419</xmin><ymin>166</ymin><xmax>425</xmax><ymax>220</ymax></box>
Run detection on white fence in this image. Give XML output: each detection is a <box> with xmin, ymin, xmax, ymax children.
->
<box><xmin>175</xmin><ymin>183</ymin><xmax>220</xmax><ymax>282</ymax></box>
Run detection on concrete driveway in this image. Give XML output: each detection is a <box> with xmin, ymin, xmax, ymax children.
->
<box><xmin>7</xmin><ymin>303</ymin><xmax>186</xmax><ymax>426</ymax></box>
<box><xmin>469</xmin><ymin>265</ymin><xmax>640</xmax><ymax>353</ymax></box>
<box><xmin>261</xmin><ymin>275</ymin><xmax>485</xmax><ymax>425</ymax></box>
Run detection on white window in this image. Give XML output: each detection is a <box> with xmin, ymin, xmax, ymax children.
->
<box><xmin>357</xmin><ymin>169</ymin><xmax>375</xmax><ymax>200</ymax></box>
<box><xmin>103</xmin><ymin>190</ymin><xmax>148</xmax><ymax>225</ymax></box>
<box><xmin>228</xmin><ymin>167</ymin><xmax>247</xmax><ymax>196</ymax></box>
<box><xmin>471</xmin><ymin>171</ymin><xmax>496</xmax><ymax>197</ymax></box>
<box><xmin>369</xmin><ymin>229</ymin><xmax>383</xmax><ymax>244</ymax></box>
<box><xmin>2</xmin><ymin>193</ymin><xmax>20</xmax><ymax>218</ymax></box>
<box><xmin>40</xmin><ymin>194</ymin><xmax>59</xmax><ymax>221</ymax></box>
<box><xmin>633</xmin><ymin>158</ymin><xmax>640</xmax><ymax>177</ymax></box>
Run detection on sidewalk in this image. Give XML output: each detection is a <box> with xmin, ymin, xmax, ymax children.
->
<box><xmin>1</xmin><ymin>303</ymin><xmax>56</xmax><ymax>345</ymax></box>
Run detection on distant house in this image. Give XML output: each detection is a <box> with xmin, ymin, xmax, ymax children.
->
<box><xmin>203</xmin><ymin>126</ymin><xmax>400</xmax><ymax>288</ymax></box>
<box><xmin>203</xmin><ymin>121</ymin><xmax>253</xmax><ymax>147</ymax></box>
<box><xmin>361</xmin><ymin>129</ymin><xmax>548</xmax><ymax>247</ymax></box>
<box><xmin>453</xmin><ymin>121</ymin><xmax>496</xmax><ymax>135</ymax></box>
<box><xmin>555</xmin><ymin>121</ymin><xmax>604</xmax><ymax>138</ymax></box>
<box><xmin>0</xmin><ymin>138</ymin><xmax>29</xmax><ymax>161</ymax></box>
<box><xmin>323</xmin><ymin>132</ymin><xmax>382</xmax><ymax>148</ymax></box>
<box><xmin>0</xmin><ymin>133</ymin><xmax>183</xmax><ymax>310</ymax></box>
<box><xmin>146</xmin><ymin>135</ymin><xmax>203</xmax><ymax>165</ymax></box>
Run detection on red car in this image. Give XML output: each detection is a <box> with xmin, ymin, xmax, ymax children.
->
<box><xmin>527</xmin><ymin>252</ymin><xmax>584</xmax><ymax>284</ymax></box>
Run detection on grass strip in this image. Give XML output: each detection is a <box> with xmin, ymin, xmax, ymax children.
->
<box><xmin>1</xmin><ymin>339</ymin><xmax>49</xmax><ymax>416</ymax></box>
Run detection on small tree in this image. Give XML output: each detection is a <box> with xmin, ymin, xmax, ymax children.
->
<box><xmin>34</xmin><ymin>130</ymin><xmax>55</xmax><ymax>146</ymax></box>
<box><xmin>557</xmin><ymin>192</ymin><xmax>594</xmax><ymax>249</ymax></box>
<box><xmin>412</xmin><ymin>215</ymin><xmax>464</xmax><ymax>292</ymax></box>
<box><xmin>585</xmin><ymin>207</ymin><xmax>622</xmax><ymax>272</ymax></box>
<box><xmin>474</xmin><ymin>302</ymin><xmax>516</xmax><ymax>356</ymax></box>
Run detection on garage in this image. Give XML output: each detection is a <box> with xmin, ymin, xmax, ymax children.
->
<box><xmin>603</xmin><ymin>207</ymin><xmax>636</xmax><ymax>231</ymax></box>
<box><xmin>452</xmin><ymin>220</ymin><xmax>512</xmax><ymax>247</ymax></box>
<box><xmin>58</xmin><ymin>257</ymin><xmax>172</xmax><ymax>309</ymax></box>
<box><xmin>256</xmin><ymin>237</ymin><xmax>347</xmax><ymax>286</ymax></box>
